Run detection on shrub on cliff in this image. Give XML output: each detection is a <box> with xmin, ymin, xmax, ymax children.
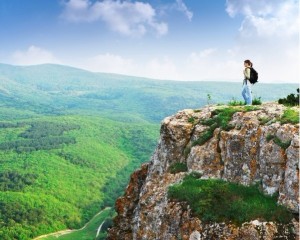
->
<box><xmin>278</xmin><ymin>88</ymin><xmax>299</xmax><ymax>106</ymax></box>
<box><xmin>252</xmin><ymin>97</ymin><xmax>262</xmax><ymax>105</ymax></box>
<box><xmin>168</xmin><ymin>174</ymin><xmax>293</xmax><ymax>225</ymax></box>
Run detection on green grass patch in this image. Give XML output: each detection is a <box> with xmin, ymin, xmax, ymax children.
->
<box><xmin>228</xmin><ymin>97</ymin><xmax>261</xmax><ymax>107</ymax></box>
<box><xmin>168</xmin><ymin>175</ymin><xmax>293</xmax><ymax>225</ymax></box>
<box><xmin>252</xmin><ymin>97</ymin><xmax>262</xmax><ymax>105</ymax></box>
<box><xmin>169</xmin><ymin>162</ymin><xmax>188</xmax><ymax>174</ymax></box>
<box><xmin>193</xmin><ymin>107</ymin><xmax>238</xmax><ymax>146</ymax></box>
<box><xmin>243</xmin><ymin>105</ymin><xmax>259</xmax><ymax>112</ymax></box>
<box><xmin>280</xmin><ymin>109</ymin><xmax>299</xmax><ymax>124</ymax></box>
<box><xmin>228</xmin><ymin>99</ymin><xmax>245</xmax><ymax>106</ymax></box>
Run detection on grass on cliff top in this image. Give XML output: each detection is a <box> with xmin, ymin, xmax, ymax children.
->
<box><xmin>280</xmin><ymin>108</ymin><xmax>299</xmax><ymax>125</ymax></box>
<box><xmin>168</xmin><ymin>174</ymin><xmax>293</xmax><ymax>225</ymax></box>
<box><xmin>228</xmin><ymin>97</ymin><xmax>262</xmax><ymax>106</ymax></box>
<box><xmin>193</xmin><ymin>105</ymin><xmax>261</xmax><ymax>146</ymax></box>
<box><xmin>193</xmin><ymin>107</ymin><xmax>238</xmax><ymax>146</ymax></box>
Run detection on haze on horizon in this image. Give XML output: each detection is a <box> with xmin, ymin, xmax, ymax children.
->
<box><xmin>0</xmin><ymin>0</ymin><xmax>299</xmax><ymax>83</ymax></box>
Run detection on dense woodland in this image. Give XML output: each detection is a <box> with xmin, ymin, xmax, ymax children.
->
<box><xmin>0</xmin><ymin>64</ymin><xmax>298</xmax><ymax>239</ymax></box>
<box><xmin>0</xmin><ymin>116</ymin><xmax>158</xmax><ymax>239</ymax></box>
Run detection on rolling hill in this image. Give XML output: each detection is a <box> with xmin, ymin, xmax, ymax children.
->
<box><xmin>0</xmin><ymin>63</ymin><xmax>297</xmax><ymax>122</ymax></box>
<box><xmin>0</xmin><ymin>63</ymin><xmax>297</xmax><ymax>239</ymax></box>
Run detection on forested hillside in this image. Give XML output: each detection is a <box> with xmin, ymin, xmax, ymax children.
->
<box><xmin>0</xmin><ymin>115</ymin><xmax>158</xmax><ymax>239</ymax></box>
<box><xmin>0</xmin><ymin>63</ymin><xmax>297</xmax><ymax>239</ymax></box>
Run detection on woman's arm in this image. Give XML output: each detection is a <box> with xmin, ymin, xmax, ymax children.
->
<box><xmin>244</xmin><ymin>68</ymin><xmax>251</xmax><ymax>79</ymax></box>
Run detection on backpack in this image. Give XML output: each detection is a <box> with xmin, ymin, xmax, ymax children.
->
<box><xmin>248</xmin><ymin>67</ymin><xmax>258</xmax><ymax>84</ymax></box>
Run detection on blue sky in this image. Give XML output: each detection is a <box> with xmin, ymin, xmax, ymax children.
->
<box><xmin>0</xmin><ymin>0</ymin><xmax>299</xmax><ymax>82</ymax></box>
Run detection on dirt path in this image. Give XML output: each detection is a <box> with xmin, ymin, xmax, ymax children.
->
<box><xmin>33</xmin><ymin>207</ymin><xmax>110</xmax><ymax>240</ymax></box>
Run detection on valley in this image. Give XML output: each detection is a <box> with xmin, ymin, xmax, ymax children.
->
<box><xmin>0</xmin><ymin>63</ymin><xmax>297</xmax><ymax>239</ymax></box>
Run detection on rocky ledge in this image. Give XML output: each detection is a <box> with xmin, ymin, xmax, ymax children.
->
<box><xmin>108</xmin><ymin>103</ymin><xmax>299</xmax><ymax>240</ymax></box>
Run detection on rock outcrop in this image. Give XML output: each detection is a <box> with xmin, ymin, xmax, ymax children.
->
<box><xmin>108</xmin><ymin>103</ymin><xmax>299</xmax><ymax>240</ymax></box>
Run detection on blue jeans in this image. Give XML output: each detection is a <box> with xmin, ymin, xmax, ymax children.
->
<box><xmin>242</xmin><ymin>83</ymin><xmax>252</xmax><ymax>105</ymax></box>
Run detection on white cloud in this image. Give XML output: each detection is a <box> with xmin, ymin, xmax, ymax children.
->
<box><xmin>81</xmin><ymin>53</ymin><xmax>135</xmax><ymax>75</ymax></box>
<box><xmin>226</xmin><ymin>0</ymin><xmax>276</xmax><ymax>18</ymax></box>
<box><xmin>61</xmin><ymin>0</ymin><xmax>168</xmax><ymax>37</ymax></box>
<box><xmin>65</xmin><ymin>0</ymin><xmax>91</xmax><ymax>12</ymax></box>
<box><xmin>225</xmin><ymin>0</ymin><xmax>299</xmax><ymax>83</ymax></box>
<box><xmin>228</xmin><ymin>0</ymin><xmax>299</xmax><ymax>38</ymax></box>
<box><xmin>175</xmin><ymin>0</ymin><xmax>193</xmax><ymax>21</ymax></box>
<box><xmin>78</xmin><ymin>53</ymin><xmax>180</xmax><ymax>80</ymax></box>
<box><xmin>159</xmin><ymin>0</ymin><xmax>193</xmax><ymax>22</ymax></box>
<box><xmin>11</xmin><ymin>46</ymin><xmax>60</xmax><ymax>65</ymax></box>
<box><xmin>79</xmin><ymin>50</ymin><xmax>238</xmax><ymax>81</ymax></box>
<box><xmin>143</xmin><ymin>57</ymin><xmax>180</xmax><ymax>80</ymax></box>
<box><xmin>198</xmin><ymin>48</ymin><xmax>217</xmax><ymax>58</ymax></box>
<box><xmin>186</xmin><ymin>49</ymin><xmax>240</xmax><ymax>81</ymax></box>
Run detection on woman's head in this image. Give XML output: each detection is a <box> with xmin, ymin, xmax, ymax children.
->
<box><xmin>244</xmin><ymin>59</ymin><xmax>252</xmax><ymax>67</ymax></box>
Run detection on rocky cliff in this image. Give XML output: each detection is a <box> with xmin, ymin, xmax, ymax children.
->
<box><xmin>108</xmin><ymin>103</ymin><xmax>299</xmax><ymax>240</ymax></box>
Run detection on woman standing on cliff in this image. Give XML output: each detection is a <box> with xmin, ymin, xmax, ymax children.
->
<box><xmin>242</xmin><ymin>60</ymin><xmax>253</xmax><ymax>105</ymax></box>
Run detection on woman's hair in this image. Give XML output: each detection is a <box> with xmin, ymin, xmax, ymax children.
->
<box><xmin>244</xmin><ymin>59</ymin><xmax>253</xmax><ymax>67</ymax></box>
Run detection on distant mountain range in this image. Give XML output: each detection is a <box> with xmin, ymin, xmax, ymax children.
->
<box><xmin>0</xmin><ymin>63</ymin><xmax>297</xmax><ymax>122</ymax></box>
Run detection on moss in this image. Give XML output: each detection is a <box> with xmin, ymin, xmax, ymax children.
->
<box><xmin>168</xmin><ymin>175</ymin><xmax>293</xmax><ymax>225</ymax></box>
<box><xmin>183</xmin><ymin>145</ymin><xmax>191</xmax><ymax>158</ymax></box>
<box><xmin>273</xmin><ymin>137</ymin><xmax>291</xmax><ymax>150</ymax></box>
<box><xmin>222</xmin><ymin>123</ymin><xmax>235</xmax><ymax>131</ymax></box>
<box><xmin>258</xmin><ymin>117</ymin><xmax>272</xmax><ymax>125</ymax></box>
<box><xmin>192</xmin><ymin>128</ymin><xmax>215</xmax><ymax>146</ymax></box>
<box><xmin>169</xmin><ymin>162</ymin><xmax>188</xmax><ymax>174</ymax></box>
<box><xmin>189</xmin><ymin>171</ymin><xmax>202</xmax><ymax>179</ymax></box>
<box><xmin>193</xmin><ymin>105</ymin><xmax>264</xmax><ymax>146</ymax></box>
<box><xmin>266</xmin><ymin>134</ymin><xmax>291</xmax><ymax>150</ymax></box>
<box><xmin>266</xmin><ymin>134</ymin><xmax>275</xmax><ymax>142</ymax></box>
<box><xmin>188</xmin><ymin>117</ymin><xmax>196</xmax><ymax>124</ymax></box>
<box><xmin>193</xmin><ymin>107</ymin><xmax>239</xmax><ymax>146</ymax></box>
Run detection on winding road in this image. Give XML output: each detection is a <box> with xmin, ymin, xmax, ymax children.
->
<box><xmin>33</xmin><ymin>207</ymin><xmax>110</xmax><ymax>240</ymax></box>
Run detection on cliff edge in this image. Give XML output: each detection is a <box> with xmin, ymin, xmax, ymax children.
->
<box><xmin>108</xmin><ymin>103</ymin><xmax>299</xmax><ymax>240</ymax></box>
